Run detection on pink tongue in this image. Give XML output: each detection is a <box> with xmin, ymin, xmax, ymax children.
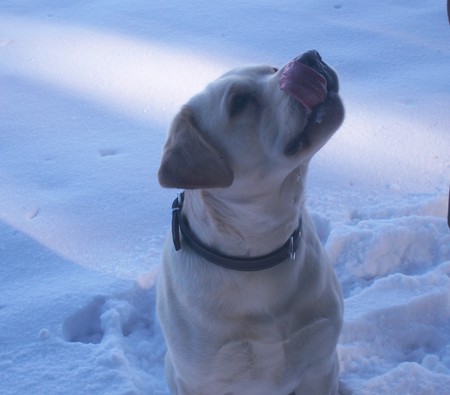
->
<box><xmin>279</xmin><ymin>60</ymin><xmax>327</xmax><ymax>112</ymax></box>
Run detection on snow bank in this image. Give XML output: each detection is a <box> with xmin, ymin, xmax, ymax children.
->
<box><xmin>308</xmin><ymin>192</ymin><xmax>450</xmax><ymax>394</ymax></box>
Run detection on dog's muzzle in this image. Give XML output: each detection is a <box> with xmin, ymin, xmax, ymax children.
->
<box><xmin>280</xmin><ymin>50</ymin><xmax>339</xmax><ymax>112</ymax></box>
<box><xmin>281</xmin><ymin>50</ymin><xmax>342</xmax><ymax>156</ymax></box>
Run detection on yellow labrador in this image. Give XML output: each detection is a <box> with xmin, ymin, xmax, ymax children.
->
<box><xmin>157</xmin><ymin>51</ymin><xmax>344</xmax><ymax>395</ymax></box>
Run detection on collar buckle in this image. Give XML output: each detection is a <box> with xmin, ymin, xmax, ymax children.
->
<box><xmin>289</xmin><ymin>236</ymin><xmax>296</xmax><ymax>261</ymax></box>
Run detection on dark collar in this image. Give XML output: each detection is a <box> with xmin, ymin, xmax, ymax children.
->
<box><xmin>171</xmin><ymin>192</ymin><xmax>302</xmax><ymax>271</ymax></box>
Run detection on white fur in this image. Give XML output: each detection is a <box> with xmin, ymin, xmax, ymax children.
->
<box><xmin>157</xmin><ymin>62</ymin><xmax>344</xmax><ymax>395</ymax></box>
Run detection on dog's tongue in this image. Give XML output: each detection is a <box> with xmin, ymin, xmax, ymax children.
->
<box><xmin>279</xmin><ymin>59</ymin><xmax>327</xmax><ymax>112</ymax></box>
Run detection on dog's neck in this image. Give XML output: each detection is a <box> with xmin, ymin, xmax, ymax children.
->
<box><xmin>182</xmin><ymin>166</ymin><xmax>307</xmax><ymax>257</ymax></box>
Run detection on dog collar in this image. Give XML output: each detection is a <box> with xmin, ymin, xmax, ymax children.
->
<box><xmin>171</xmin><ymin>192</ymin><xmax>302</xmax><ymax>271</ymax></box>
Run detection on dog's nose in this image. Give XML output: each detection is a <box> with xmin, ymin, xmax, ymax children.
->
<box><xmin>295</xmin><ymin>50</ymin><xmax>339</xmax><ymax>93</ymax></box>
<box><xmin>296</xmin><ymin>50</ymin><xmax>323</xmax><ymax>69</ymax></box>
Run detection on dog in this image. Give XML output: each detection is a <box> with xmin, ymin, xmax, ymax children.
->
<box><xmin>157</xmin><ymin>50</ymin><xmax>344</xmax><ymax>395</ymax></box>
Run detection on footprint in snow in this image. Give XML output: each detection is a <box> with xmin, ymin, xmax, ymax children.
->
<box><xmin>63</xmin><ymin>289</ymin><xmax>154</xmax><ymax>344</ymax></box>
<box><xmin>98</xmin><ymin>148</ymin><xmax>119</xmax><ymax>157</ymax></box>
<box><xmin>63</xmin><ymin>295</ymin><xmax>106</xmax><ymax>344</ymax></box>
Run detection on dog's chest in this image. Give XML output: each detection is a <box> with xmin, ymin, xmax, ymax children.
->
<box><xmin>209</xmin><ymin>336</ymin><xmax>288</xmax><ymax>393</ymax></box>
<box><xmin>197</xmin><ymin>314</ymin><xmax>332</xmax><ymax>395</ymax></box>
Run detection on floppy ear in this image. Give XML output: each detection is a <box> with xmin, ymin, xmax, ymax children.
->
<box><xmin>158</xmin><ymin>106</ymin><xmax>234</xmax><ymax>189</ymax></box>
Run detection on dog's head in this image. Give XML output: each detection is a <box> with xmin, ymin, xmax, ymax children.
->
<box><xmin>158</xmin><ymin>51</ymin><xmax>344</xmax><ymax>190</ymax></box>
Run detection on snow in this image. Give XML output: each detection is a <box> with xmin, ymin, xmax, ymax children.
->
<box><xmin>0</xmin><ymin>1</ymin><xmax>449</xmax><ymax>394</ymax></box>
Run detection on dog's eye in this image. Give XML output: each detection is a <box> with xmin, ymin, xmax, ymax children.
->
<box><xmin>229</xmin><ymin>93</ymin><xmax>252</xmax><ymax>117</ymax></box>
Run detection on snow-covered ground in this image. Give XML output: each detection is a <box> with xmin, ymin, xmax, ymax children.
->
<box><xmin>1</xmin><ymin>1</ymin><xmax>449</xmax><ymax>394</ymax></box>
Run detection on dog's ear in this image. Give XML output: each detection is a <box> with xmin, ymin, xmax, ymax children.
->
<box><xmin>158</xmin><ymin>106</ymin><xmax>234</xmax><ymax>189</ymax></box>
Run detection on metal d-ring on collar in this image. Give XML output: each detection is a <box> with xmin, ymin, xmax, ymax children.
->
<box><xmin>171</xmin><ymin>192</ymin><xmax>302</xmax><ymax>272</ymax></box>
